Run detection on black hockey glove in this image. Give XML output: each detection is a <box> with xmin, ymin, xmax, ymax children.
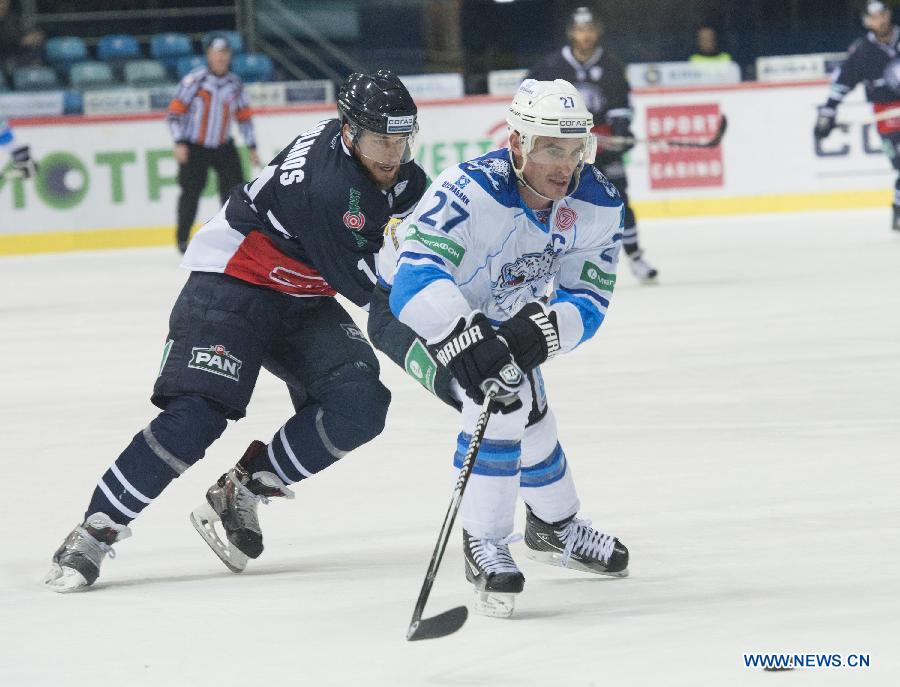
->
<box><xmin>497</xmin><ymin>302</ymin><xmax>561</xmax><ymax>374</ymax></box>
<box><xmin>428</xmin><ymin>312</ymin><xmax>523</xmax><ymax>413</ymax></box>
<box><xmin>814</xmin><ymin>106</ymin><xmax>836</xmax><ymax>140</ymax></box>
<box><xmin>610</xmin><ymin>118</ymin><xmax>635</xmax><ymax>153</ymax></box>
<box><xmin>11</xmin><ymin>145</ymin><xmax>36</xmax><ymax>179</ymax></box>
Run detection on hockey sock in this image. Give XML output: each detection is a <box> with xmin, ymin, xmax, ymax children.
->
<box><xmin>455</xmin><ymin>432</ymin><xmax>521</xmax><ymax>539</ymax></box>
<box><xmin>84</xmin><ymin>395</ymin><xmax>228</xmax><ymax>525</ymax></box>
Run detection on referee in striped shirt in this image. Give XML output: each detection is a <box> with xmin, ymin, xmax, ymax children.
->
<box><xmin>167</xmin><ymin>36</ymin><xmax>261</xmax><ymax>253</ymax></box>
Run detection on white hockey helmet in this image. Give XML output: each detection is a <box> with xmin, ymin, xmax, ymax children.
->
<box><xmin>506</xmin><ymin>79</ymin><xmax>596</xmax><ymax>197</ymax></box>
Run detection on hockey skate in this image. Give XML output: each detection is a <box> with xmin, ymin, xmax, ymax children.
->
<box><xmin>629</xmin><ymin>252</ymin><xmax>658</xmax><ymax>283</ymax></box>
<box><xmin>524</xmin><ymin>506</ymin><xmax>629</xmax><ymax>577</ymax></box>
<box><xmin>190</xmin><ymin>440</ymin><xmax>294</xmax><ymax>572</ymax></box>
<box><xmin>463</xmin><ymin>530</ymin><xmax>525</xmax><ymax>618</ymax></box>
<box><xmin>43</xmin><ymin>512</ymin><xmax>132</xmax><ymax>593</ymax></box>
<box><xmin>892</xmin><ymin>205</ymin><xmax>900</xmax><ymax>232</ymax></box>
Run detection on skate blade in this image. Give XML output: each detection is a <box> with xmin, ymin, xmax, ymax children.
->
<box><xmin>525</xmin><ymin>549</ymin><xmax>629</xmax><ymax>577</ymax></box>
<box><xmin>190</xmin><ymin>502</ymin><xmax>248</xmax><ymax>573</ymax></box>
<box><xmin>42</xmin><ymin>563</ymin><xmax>90</xmax><ymax>593</ymax></box>
<box><xmin>472</xmin><ymin>590</ymin><xmax>516</xmax><ymax>618</ymax></box>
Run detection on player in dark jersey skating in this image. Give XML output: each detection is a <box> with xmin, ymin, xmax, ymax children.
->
<box><xmin>44</xmin><ymin>70</ymin><xmax>428</xmax><ymax>591</ymax></box>
<box><xmin>815</xmin><ymin>1</ymin><xmax>900</xmax><ymax>231</ymax></box>
<box><xmin>529</xmin><ymin>6</ymin><xmax>658</xmax><ymax>282</ymax></box>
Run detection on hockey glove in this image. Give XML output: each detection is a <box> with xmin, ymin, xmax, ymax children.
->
<box><xmin>610</xmin><ymin>118</ymin><xmax>635</xmax><ymax>153</ymax></box>
<box><xmin>11</xmin><ymin>145</ymin><xmax>36</xmax><ymax>179</ymax></box>
<box><xmin>814</xmin><ymin>106</ymin><xmax>836</xmax><ymax>140</ymax></box>
<box><xmin>428</xmin><ymin>312</ymin><xmax>523</xmax><ymax>413</ymax></box>
<box><xmin>496</xmin><ymin>302</ymin><xmax>561</xmax><ymax>374</ymax></box>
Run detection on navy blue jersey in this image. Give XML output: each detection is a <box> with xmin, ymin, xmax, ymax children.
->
<box><xmin>826</xmin><ymin>26</ymin><xmax>900</xmax><ymax>107</ymax></box>
<box><xmin>182</xmin><ymin>118</ymin><xmax>428</xmax><ymax>307</ymax></box>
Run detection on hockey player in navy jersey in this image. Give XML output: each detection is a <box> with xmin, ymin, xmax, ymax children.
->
<box><xmin>374</xmin><ymin>79</ymin><xmax>629</xmax><ymax>618</ymax></box>
<box><xmin>0</xmin><ymin>118</ymin><xmax>36</xmax><ymax>179</ymax></box>
<box><xmin>44</xmin><ymin>70</ymin><xmax>428</xmax><ymax>591</ymax></box>
<box><xmin>529</xmin><ymin>6</ymin><xmax>657</xmax><ymax>282</ymax></box>
<box><xmin>815</xmin><ymin>1</ymin><xmax>900</xmax><ymax>231</ymax></box>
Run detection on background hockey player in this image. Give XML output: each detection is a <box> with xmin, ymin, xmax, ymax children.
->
<box><xmin>815</xmin><ymin>0</ymin><xmax>900</xmax><ymax>231</ymax></box>
<box><xmin>0</xmin><ymin>117</ymin><xmax>36</xmax><ymax>179</ymax></box>
<box><xmin>379</xmin><ymin>79</ymin><xmax>629</xmax><ymax>619</ymax></box>
<box><xmin>44</xmin><ymin>70</ymin><xmax>428</xmax><ymax>591</ymax></box>
<box><xmin>529</xmin><ymin>6</ymin><xmax>658</xmax><ymax>282</ymax></box>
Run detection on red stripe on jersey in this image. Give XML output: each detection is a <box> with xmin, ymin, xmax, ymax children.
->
<box><xmin>223</xmin><ymin>231</ymin><xmax>337</xmax><ymax>297</ymax></box>
<box><xmin>874</xmin><ymin>101</ymin><xmax>900</xmax><ymax>135</ymax></box>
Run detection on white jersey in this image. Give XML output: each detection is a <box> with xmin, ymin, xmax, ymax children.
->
<box><xmin>376</xmin><ymin>148</ymin><xmax>623</xmax><ymax>353</ymax></box>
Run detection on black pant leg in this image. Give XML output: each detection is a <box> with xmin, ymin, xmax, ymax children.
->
<box><xmin>213</xmin><ymin>141</ymin><xmax>246</xmax><ymax>204</ymax></box>
<box><xmin>176</xmin><ymin>144</ymin><xmax>210</xmax><ymax>245</ymax></box>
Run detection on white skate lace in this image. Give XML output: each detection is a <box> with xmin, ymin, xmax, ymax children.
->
<box><xmin>470</xmin><ymin>534</ymin><xmax>523</xmax><ymax>575</ymax></box>
<box><xmin>69</xmin><ymin>524</ymin><xmax>129</xmax><ymax>564</ymax></box>
<box><xmin>558</xmin><ymin>519</ymin><xmax>615</xmax><ymax>567</ymax></box>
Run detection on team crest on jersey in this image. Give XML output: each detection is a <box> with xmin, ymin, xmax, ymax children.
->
<box><xmin>465</xmin><ymin>158</ymin><xmax>511</xmax><ymax>191</ymax></box>
<box><xmin>556</xmin><ymin>207</ymin><xmax>577</xmax><ymax>230</ymax></box>
<box><xmin>343</xmin><ymin>188</ymin><xmax>366</xmax><ymax>231</ymax></box>
<box><xmin>591</xmin><ymin>167</ymin><xmax>620</xmax><ymax>199</ymax></box>
<box><xmin>188</xmin><ymin>345</ymin><xmax>242</xmax><ymax>382</ymax></box>
<box><xmin>340</xmin><ymin>323</ymin><xmax>368</xmax><ymax>343</ymax></box>
<box><xmin>493</xmin><ymin>245</ymin><xmax>561</xmax><ymax>313</ymax></box>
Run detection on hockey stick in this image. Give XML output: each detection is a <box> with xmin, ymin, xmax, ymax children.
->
<box><xmin>406</xmin><ymin>383</ymin><xmax>499</xmax><ymax>641</ymax></box>
<box><xmin>596</xmin><ymin>114</ymin><xmax>728</xmax><ymax>150</ymax></box>
<box><xmin>837</xmin><ymin>106</ymin><xmax>900</xmax><ymax>126</ymax></box>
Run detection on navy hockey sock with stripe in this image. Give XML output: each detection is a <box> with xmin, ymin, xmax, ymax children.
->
<box><xmin>85</xmin><ymin>395</ymin><xmax>228</xmax><ymax>525</ymax></box>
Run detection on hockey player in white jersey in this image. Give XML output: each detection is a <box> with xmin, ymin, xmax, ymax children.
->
<box><xmin>375</xmin><ymin>79</ymin><xmax>629</xmax><ymax>618</ymax></box>
<box><xmin>0</xmin><ymin>118</ymin><xmax>36</xmax><ymax>179</ymax></box>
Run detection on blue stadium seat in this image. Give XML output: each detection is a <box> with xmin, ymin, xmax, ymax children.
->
<box><xmin>151</xmin><ymin>33</ymin><xmax>194</xmax><ymax>74</ymax></box>
<box><xmin>12</xmin><ymin>66</ymin><xmax>61</xmax><ymax>91</ymax></box>
<box><xmin>63</xmin><ymin>89</ymin><xmax>83</xmax><ymax>114</ymax></box>
<box><xmin>231</xmin><ymin>53</ymin><xmax>273</xmax><ymax>83</ymax></box>
<box><xmin>69</xmin><ymin>61</ymin><xmax>116</xmax><ymax>90</ymax></box>
<box><xmin>123</xmin><ymin>59</ymin><xmax>171</xmax><ymax>87</ymax></box>
<box><xmin>202</xmin><ymin>30</ymin><xmax>244</xmax><ymax>54</ymax></box>
<box><xmin>97</xmin><ymin>34</ymin><xmax>140</xmax><ymax>62</ymax></box>
<box><xmin>44</xmin><ymin>36</ymin><xmax>88</xmax><ymax>74</ymax></box>
<box><xmin>176</xmin><ymin>55</ymin><xmax>206</xmax><ymax>79</ymax></box>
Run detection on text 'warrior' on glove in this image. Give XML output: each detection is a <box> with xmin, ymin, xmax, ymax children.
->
<box><xmin>496</xmin><ymin>301</ymin><xmax>560</xmax><ymax>374</ymax></box>
<box><xmin>428</xmin><ymin>312</ymin><xmax>523</xmax><ymax>413</ymax></box>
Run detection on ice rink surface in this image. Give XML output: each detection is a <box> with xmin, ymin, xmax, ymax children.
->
<box><xmin>1</xmin><ymin>209</ymin><xmax>898</xmax><ymax>686</ymax></box>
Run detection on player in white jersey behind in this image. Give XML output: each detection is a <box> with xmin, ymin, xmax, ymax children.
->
<box><xmin>0</xmin><ymin>117</ymin><xmax>36</xmax><ymax>180</ymax></box>
<box><xmin>375</xmin><ymin>79</ymin><xmax>629</xmax><ymax>618</ymax></box>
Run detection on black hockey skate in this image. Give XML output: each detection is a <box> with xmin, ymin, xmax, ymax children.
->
<box><xmin>892</xmin><ymin>205</ymin><xmax>900</xmax><ymax>232</ymax></box>
<box><xmin>43</xmin><ymin>512</ymin><xmax>132</xmax><ymax>593</ymax></box>
<box><xmin>629</xmin><ymin>251</ymin><xmax>658</xmax><ymax>283</ymax></box>
<box><xmin>190</xmin><ymin>440</ymin><xmax>294</xmax><ymax>572</ymax></box>
<box><xmin>524</xmin><ymin>506</ymin><xmax>629</xmax><ymax>577</ymax></box>
<box><xmin>463</xmin><ymin>529</ymin><xmax>525</xmax><ymax>618</ymax></box>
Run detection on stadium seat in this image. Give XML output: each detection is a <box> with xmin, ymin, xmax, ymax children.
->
<box><xmin>123</xmin><ymin>60</ymin><xmax>171</xmax><ymax>87</ymax></box>
<box><xmin>176</xmin><ymin>55</ymin><xmax>206</xmax><ymax>79</ymax></box>
<box><xmin>97</xmin><ymin>34</ymin><xmax>140</xmax><ymax>63</ymax></box>
<box><xmin>150</xmin><ymin>33</ymin><xmax>194</xmax><ymax>75</ymax></box>
<box><xmin>12</xmin><ymin>65</ymin><xmax>61</xmax><ymax>91</ymax></box>
<box><xmin>202</xmin><ymin>30</ymin><xmax>244</xmax><ymax>54</ymax></box>
<box><xmin>63</xmin><ymin>89</ymin><xmax>83</xmax><ymax>114</ymax></box>
<box><xmin>44</xmin><ymin>36</ymin><xmax>88</xmax><ymax>74</ymax></box>
<box><xmin>231</xmin><ymin>53</ymin><xmax>273</xmax><ymax>83</ymax></box>
<box><xmin>69</xmin><ymin>61</ymin><xmax>116</xmax><ymax>90</ymax></box>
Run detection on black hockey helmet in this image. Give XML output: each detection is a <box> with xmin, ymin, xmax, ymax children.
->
<box><xmin>337</xmin><ymin>69</ymin><xmax>417</xmax><ymax>136</ymax></box>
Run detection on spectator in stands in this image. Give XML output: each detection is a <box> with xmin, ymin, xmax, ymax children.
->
<box><xmin>690</xmin><ymin>26</ymin><xmax>731</xmax><ymax>63</ymax></box>
<box><xmin>528</xmin><ymin>5</ymin><xmax>658</xmax><ymax>283</ymax></box>
<box><xmin>166</xmin><ymin>36</ymin><xmax>260</xmax><ymax>253</ymax></box>
<box><xmin>0</xmin><ymin>0</ymin><xmax>45</xmax><ymax>75</ymax></box>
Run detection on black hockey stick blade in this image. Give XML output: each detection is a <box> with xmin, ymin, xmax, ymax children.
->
<box><xmin>666</xmin><ymin>114</ymin><xmax>728</xmax><ymax>148</ymax></box>
<box><xmin>406</xmin><ymin>605</ymin><xmax>468</xmax><ymax>641</ymax></box>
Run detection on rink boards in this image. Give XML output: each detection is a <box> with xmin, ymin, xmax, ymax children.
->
<box><xmin>0</xmin><ymin>79</ymin><xmax>892</xmax><ymax>255</ymax></box>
